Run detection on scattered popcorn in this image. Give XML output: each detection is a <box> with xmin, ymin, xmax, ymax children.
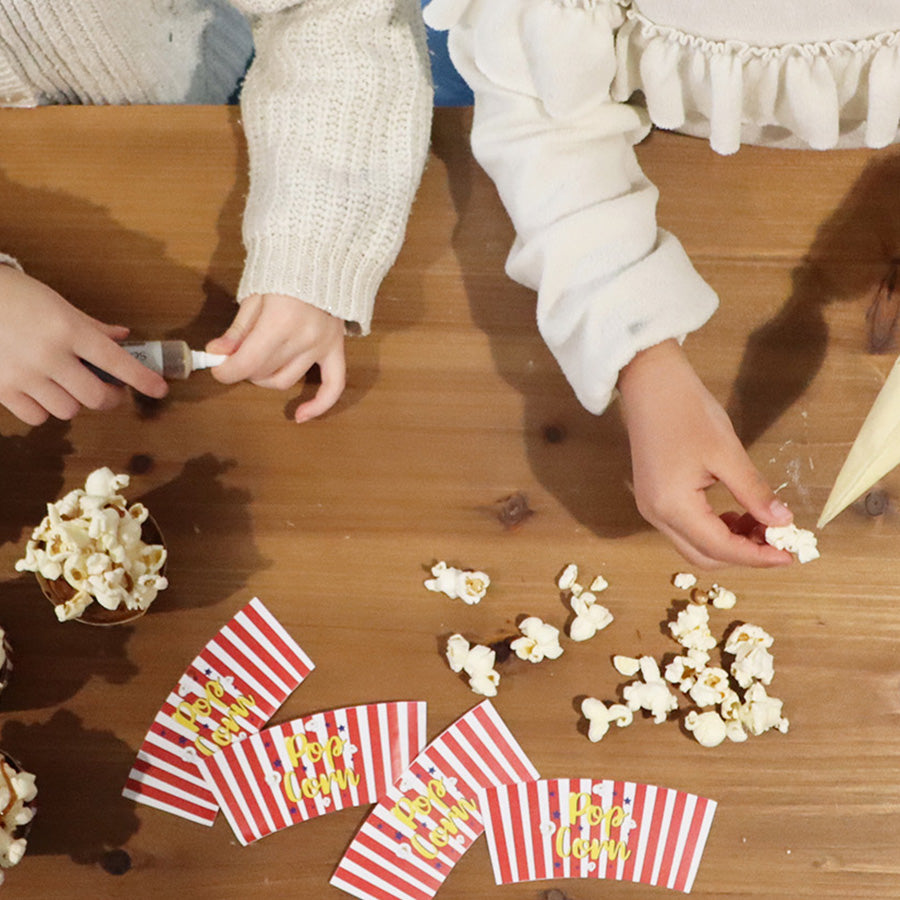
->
<box><xmin>568</xmin><ymin>593</ymin><xmax>614</xmax><ymax>642</ymax></box>
<box><xmin>708</xmin><ymin>584</ymin><xmax>737</xmax><ymax>610</ymax></box>
<box><xmin>740</xmin><ymin>683</ymin><xmax>789</xmax><ymax>736</ymax></box>
<box><xmin>424</xmin><ymin>561</ymin><xmax>490</xmax><ymax>604</ymax></box>
<box><xmin>444</xmin><ymin>634</ymin><xmax>500</xmax><ymax>697</ymax></box>
<box><xmin>581</xmin><ymin>698</ymin><xmax>633</xmax><ymax>742</ymax></box>
<box><xmin>664</xmin><ymin>649</ymin><xmax>711</xmax><ymax>691</ymax></box>
<box><xmin>668</xmin><ymin>603</ymin><xmax>717</xmax><ymax>651</ymax></box>
<box><xmin>687</xmin><ymin>666</ymin><xmax>732</xmax><ymax>708</ymax></box>
<box><xmin>15</xmin><ymin>467</ymin><xmax>168</xmax><ymax>621</ymax></box>
<box><xmin>684</xmin><ymin>710</ymin><xmax>727</xmax><ymax>748</ymax></box>
<box><xmin>724</xmin><ymin>624</ymin><xmax>776</xmax><ymax>686</ymax></box>
<box><xmin>589</xmin><ymin>574</ymin><xmax>609</xmax><ymax>593</ymax></box>
<box><xmin>672</xmin><ymin>572</ymin><xmax>697</xmax><ymax>590</ymax></box>
<box><xmin>622</xmin><ymin>656</ymin><xmax>679</xmax><ymax>723</ymax></box>
<box><xmin>612</xmin><ymin>655</ymin><xmax>641</xmax><ymax>677</ymax></box>
<box><xmin>511</xmin><ymin>616</ymin><xmax>564</xmax><ymax>663</ymax></box>
<box><xmin>0</xmin><ymin>753</ymin><xmax>37</xmax><ymax>884</ymax></box>
<box><xmin>765</xmin><ymin>524</ymin><xmax>819</xmax><ymax>564</ymax></box>
<box><xmin>557</xmin><ymin>563</ymin><xmax>579</xmax><ymax>592</ymax></box>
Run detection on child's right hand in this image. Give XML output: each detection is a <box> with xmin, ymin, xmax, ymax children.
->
<box><xmin>0</xmin><ymin>266</ymin><xmax>168</xmax><ymax>426</ymax></box>
<box><xmin>617</xmin><ymin>339</ymin><xmax>795</xmax><ymax>569</ymax></box>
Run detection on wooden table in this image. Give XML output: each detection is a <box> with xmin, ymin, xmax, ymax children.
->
<box><xmin>0</xmin><ymin>104</ymin><xmax>898</xmax><ymax>899</ymax></box>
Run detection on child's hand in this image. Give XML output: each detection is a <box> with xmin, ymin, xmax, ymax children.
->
<box><xmin>206</xmin><ymin>294</ymin><xmax>346</xmax><ymax>423</ymax></box>
<box><xmin>617</xmin><ymin>339</ymin><xmax>794</xmax><ymax>569</ymax></box>
<box><xmin>0</xmin><ymin>266</ymin><xmax>168</xmax><ymax>426</ymax></box>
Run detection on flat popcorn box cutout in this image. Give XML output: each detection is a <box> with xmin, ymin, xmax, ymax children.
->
<box><xmin>122</xmin><ymin>597</ymin><xmax>315</xmax><ymax>825</ymax></box>
<box><xmin>330</xmin><ymin>700</ymin><xmax>540</xmax><ymax>900</ymax></box>
<box><xmin>819</xmin><ymin>353</ymin><xmax>900</xmax><ymax>528</ymax></box>
<box><xmin>198</xmin><ymin>701</ymin><xmax>427</xmax><ymax>845</ymax></box>
<box><xmin>478</xmin><ymin>778</ymin><xmax>716</xmax><ymax>894</ymax></box>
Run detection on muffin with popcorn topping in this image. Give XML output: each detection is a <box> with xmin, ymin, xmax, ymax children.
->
<box><xmin>15</xmin><ymin>467</ymin><xmax>167</xmax><ymax>625</ymax></box>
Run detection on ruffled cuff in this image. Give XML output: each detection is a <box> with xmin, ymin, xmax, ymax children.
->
<box><xmin>0</xmin><ymin>253</ymin><xmax>22</xmax><ymax>270</ymax></box>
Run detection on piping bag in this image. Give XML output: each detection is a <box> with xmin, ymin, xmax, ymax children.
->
<box><xmin>83</xmin><ymin>340</ymin><xmax>227</xmax><ymax>383</ymax></box>
<box><xmin>818</xmin><ymin>353</ymin><xmax>900</xmax><ymax>528</ymax></box>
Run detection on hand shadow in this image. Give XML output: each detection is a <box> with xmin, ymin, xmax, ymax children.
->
<box><xmin>430</xmin><ymin>108</ymin><xmax>645</xmax><ymax>537</ymax></box>
<box><xmin>135</xmin><ymin>452</ymin><xmax>272</xmax><ymax>615</ymax></box>
<box><xmin>0</xmin><ymin>419</ymin><xmax>72</xmax><ymax>546</ymax></box>
<box><xmin>1</xmin><ymin>710</ymin><xmax>141</xmax><ymax>865</ymax></box>
<box><xmin>727</xmin><ymin>150</ymin><xmax>900</xmax><ymax>447</ymax></box>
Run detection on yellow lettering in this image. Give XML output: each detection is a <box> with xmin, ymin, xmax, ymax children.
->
<box><xmin>410</xmin><ymin>834</ymin><xmax>438</xmax><ymax>860</ymax></box>
<box><xmin>173</xmin><ymin>702</ymin><xmax>199</xmax><ymax>734</ymax></box>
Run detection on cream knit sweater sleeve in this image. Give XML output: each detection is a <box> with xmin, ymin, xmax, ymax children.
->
<box><xmin>427</xmin><ymin>0</ymin><xmax>718</xmax><ymax>414</ymax></box>
<box><xmin>230</xmin><ymin>0</ymin><xmax>433</xmax><ymax>333</ymax></box>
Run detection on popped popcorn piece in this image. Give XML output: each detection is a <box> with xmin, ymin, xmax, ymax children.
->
<box><xmin>511</xmin><ymin>616</ymin><xmax>564</xmax><ymax>663</ymax></box>
<box><xmin>664</xmin><ymin>649</ymin><xmax>711</xmax><ymax>691</ymax></box>
<box><xmin>612</xmin><ymin>655</ymin><xmax>641</xmax><ymax>677</ymax></box>
<box><xmin>622</xmin><ymin>656</ymin><xmax>679</xmax><ymax>723</ymax></box>
<box><xmin>589</xmin><ymin>574</ymin><xmax>609</xmax><ymax>593</ymax></box>
<box><xmin>15</xmin><ymin>467</ymin><xmax>167</xmax><ymax>620</ymax></box>
<box><xmin>672</xmin><ymin>572</ymin><xmax>697</xmax><ymax>590</ymax></box>
<box><xmin>581</xmin><ymin>698</ymin><xmax>633</xmax><ymax>743</ymax></box>
<box><xmin>724</xmin><ymin>623</ymin><xmax>776</xmax><ymax>686</ymax></box>
<box><xmin>0</xmin><ymin>754</ymin><xmax>37</xmax><ymax>877</ymax></box>
<box><xmin>687</xmin><ymin>666</ymin><xmax>732</xmax><ymax>708</ymax></box>
<box><xmin>684</xmin><ymin>710</ymin><xmax>727</xmax><ymax>748</ymax></box>
<box><xmin>424</xmin><ymin>561</ymin><xmax>490</xmax><ymax>604</ymax></box>
<box><xmin>765</xmin><ymin>524</ymin><xmax>819</xmax><ymax>564</ymax></box>
<box><xmin>445</xmin><ymin>633</ymin><xmax>470</xmax><ymax>673</ymax></box>
<box><xmin>568</xmin><ymin>593</ymin><xmax>614</xmax><ymax>642</ymax></box>
<box><xmin>444</xmin><ymin>634</ymin><xmax>500</xmax><ymax>697</ymax></box>
<box><xmin>708</xmin><ymin>584</ymin><xmax>737</xmax><ymax>610</ymax></box>
<box><xmin>668</xmin><ymin>604</ymin><xmax>717</xmax><ymax>651</ymax></box>
<box><xmin>557</xmin><ymin>563</ymin><xmax>579</xmax><ymax>591</ymax></box>
<box><xmin>740</xmin><ymin>683</ymin><xmax>789</xmax><ymax>736</ymax></box>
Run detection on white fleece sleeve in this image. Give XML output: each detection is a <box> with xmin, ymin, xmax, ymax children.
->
<box><xmin>425</xmin><ymin>0</ymin><xmax>718</xmax><ymax>413</ymax></box>
<box><xmin>228</xmin><ymin>0</ymin><xmax>434</xmax><ymax>333</ymax></box>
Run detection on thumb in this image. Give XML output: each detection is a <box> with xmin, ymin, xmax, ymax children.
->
<box><xmin>725</xmin><ymin>461</ymin><xmax>793</xmax><ymax>527</ymax></box>
<box><xmin>206</xmin><ymin>294</ymin><xmax>262</xmax><ymax>354</ymax></box>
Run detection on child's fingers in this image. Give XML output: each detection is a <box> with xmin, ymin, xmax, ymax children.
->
<box><xmin>294</xmin><ymin>346</ymin><xmax>346</xmax><ymax>423</ymax></box>
<box><xmin>716</xmin><ymin>451</ymin><xmax>793</xmax><ymax>529</ymax></box>
<box><xmin>0</xmin><ymin>390</ymin><xmax>51</xmax><ymax>427</ymax></box>
<box><xmin>206</xmin><ymin>294</ymin><xmax>263</xmax><ymax>356</ymax></box>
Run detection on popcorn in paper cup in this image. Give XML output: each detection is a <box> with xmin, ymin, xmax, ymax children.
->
<box><xmin>199</xmin><ymin>701</ymin><xmax>427</xmax><ymax>845</ymax></box>
<box><xmin>330</xmin><ymin>700</ymin><xmax>539</xmax><ymax>900</ymax></box>
<box><xmin>477</xmin><ymin>777</ymin><xmax>716</xmax><ymax>894</ymax></box>
<box><xmin>0</xmin><ymin>751</ymin><xmax>37</xmax><ymax>886</ymax></box>
<box><xmin>15</xmin><ymin>467</ymin><xmax>168</xmax><ymax>625</ymax></box>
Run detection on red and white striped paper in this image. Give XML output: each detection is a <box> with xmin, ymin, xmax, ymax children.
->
<box><xmin>330</xmin><ymin>700</ymin><xmax>540</xmax><ymax>900</ymax></box>
<box><xmin>122</xmin><ymin>597</ymin><xmax>314</xmax><ymax>825</ymax></box>
<box><xmin>478</xmin><ymin>778</ymin><xmax>716</xmax><ymax>894</ymax></box>
<box><xmin>198</xmin><ymin>701</ymin><xmax>427</xmax><ymax>845</ymax></box>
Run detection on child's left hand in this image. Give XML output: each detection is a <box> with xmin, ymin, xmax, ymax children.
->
<box><xmin>207</xmin><ymin>293</ymin><xmax>346</xmax><ymax>422</ymax></box>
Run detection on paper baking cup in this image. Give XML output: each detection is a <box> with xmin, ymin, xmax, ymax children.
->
<box><xmin>122</xmin><ymin>597</ymin><xmax>314</xmax><ymax>825</ymax></box>
<box><xmin>477</xmin><ymin>778</ymin><xmax>716</xmax><ymax>894</ymax></box>
<box><xmin>198</xmin><ymin>701</ymin><xmax>427</xmax><ymax>845</ymax></box>
<box><xmin>330</xmin><ymin>700</ymin><xmax>540</xmax><ymax>900</ymax></box>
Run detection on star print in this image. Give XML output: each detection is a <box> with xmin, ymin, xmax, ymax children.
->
<box><xmin>290</xmin><ymin>807</ymin><xmax>298</xmax><ymax>815</ymax></box>
<box><xmin>377</xmin><ymin>823</ymin><xmax>384</xmax><ymax>830</ymax></box>
<box><xmin>274</xmin><ymin>759</ymin><xmax>282</xmax><ymax>768</ymax></box>
<box><xmin>624</xmin><ymin>797</ymin><xmax>632</xmax><ymax>805</ymax></box>
<box><xmin>553</xmin><ymin>811</ymin><xmax>561</xmax><ymax>820</ymax></box>
<box><xmin>177</xmin><ymin>736</ymin><xmax>187</xmax><ymax>745</ymax></box>
<box><xmin>394</xmin><ymin>832</ymin><xmax>403</xmax><ymax>841</ymax></box>
<box><xmin>339</xmin><ymin>724</ymin><xmax>346</xmax><ymax>732</ymax></box>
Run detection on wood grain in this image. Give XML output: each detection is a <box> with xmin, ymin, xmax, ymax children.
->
<box><xmin>0</xmin><ymin>104</ymin><xmax>898</xmax><ymax>898</ymax></box>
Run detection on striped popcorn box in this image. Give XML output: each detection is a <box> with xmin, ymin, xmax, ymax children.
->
<box><xmin>330</xmin><ymin>700</ymin><xmax>540</xmax><ymax>900</ymax></box>
<box><xmin>122</xmin><ymin>597</ymin><xmax>314</xmax><ymax>825</ymax></box>
<box><xmin>477</xmin><ymin>778</ymin><xmax>717</xmax><ymax>894</ymax></box>
<box><xmin>198</xmin><ymin>701</ymin><xmax>427</xmax><ymax>845</ymax></box>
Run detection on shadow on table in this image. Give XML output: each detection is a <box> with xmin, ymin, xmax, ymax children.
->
<box><xmin>431</xmin><ymin>109</ymin><xmax>645</xmax><ymax>538</ymax></box>
<box><xmin>727</xmin><ymin>150</ymin><xmax>900</xmax><ymax>448</ymax></box>
<box><xmin>136</xmin><ymin>452</ymin><xmax>272</xmax><ymax>614</ymax></box>
<box><xmin>0</xmin><ymin>420</ymin><xmax>72</xmax><ymax>547</ymax></box>
<box><xmin>1</xmin><ymin>710</ymin><xmax>140</xmax><ymax>865</ymax></box>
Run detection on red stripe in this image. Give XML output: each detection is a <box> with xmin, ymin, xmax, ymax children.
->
<box><xmin>471</xmin><ymin>703</ymin><xmax>538</xmax><ymax>782</ymax></box>
<box><xmin>483</xmin><ymin>785</ymin><xmax>514</xmax><ymax>884</ymax></box>
<box><xmin>332</xmin><ymin>845</ymin><xmax>432</xmax><ymax>900</ymax></box>
<box><xmin>527</xmin><ymin>777</ymin><xmax>549</xmax><ymax>881</ymax></box>
<box><xmin>217</xmin><ymin>618</ymin><xmax>294</xmax><ymax>697</ymax></box>
<box><xmin>203</xmin><ymin>752</ymin><xmax>259</xmax><ymax>844</ymax></box>
<box><xmin>136</xmin><ymin>734</ymin><xmax>207</xmax><ymax>781</ymax></box>
<box><xmin>350</xmin><ymin>825</ymin><xmax>442</xmax><ymax>894</ymax></box>
<box><xmin>241</xmin><ymin>599</ymin><xmax>313</xmax><ymax>680</ymax></box>
<box><xmin>654</xmin><ymin>788</ymin><xmax>687</xmax><ymax>887</ymax></box>
<box><xmin>242</xmin><ymin>734</ymin><xmax>286</xmax><ymax>838</ymax></box>
<box><xmin>605</xmin><ymin>779</ymin><xmax>628</xmax><ymax>880</ymax></box>
<box><xmin>639</xmin><ymin>786</ymin><xmax>667</xmax><ymax>886</ymax></box>
<box><xmin>621</xmin><ymin>781</ymin><xmax>647</xmax><ymax>884</ymax></box>
<box><xmin>123</xmin><ymin>774</ymin><xmax>215</xmax><ymax>822</ymax></box>
<box><xmin>199</xmin><ymin>636</ymin><xmax>281</xmax><ymax>719</ymax></box>
<box><xmin>673</xmin><ymin>795</ymin><xmax>711</xmax><ymax>891</ymax></box>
